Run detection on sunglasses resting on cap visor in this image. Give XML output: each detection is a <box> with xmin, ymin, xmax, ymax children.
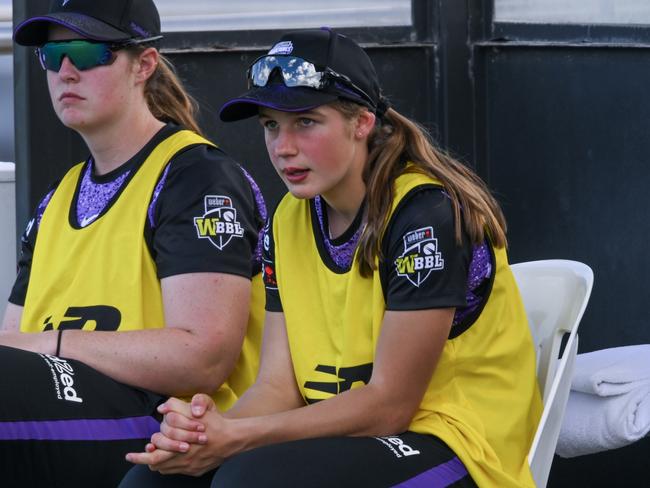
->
<box><xmin>36</xmin><ymin>37</ymin><xmax>162</xmax><ymax>72</ymax></box>
<box><xmin>248</xmin><ymin>55</ymin><xmax>374</xmax><ymax>106</ymax></box>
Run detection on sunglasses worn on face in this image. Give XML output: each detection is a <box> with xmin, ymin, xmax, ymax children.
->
<box><xmin>248</xmin><ymin>55</ymin><xmax>374</xmax><ymax>107</ymax></box>
<box><xmin>36</xmin><ymin>36</ymin><xmax>163</xmax><ymax>72</ymax></box>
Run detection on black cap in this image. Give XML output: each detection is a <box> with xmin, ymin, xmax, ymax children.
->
<box><xmin>14</xmin><ymin>0</ymin><xmax>161</xmax><ymax>46</ymax></box>
<box><xmin>220</xmin><ymin>28</ymin><xmax>387</xmax><ymax>122</ymax></box>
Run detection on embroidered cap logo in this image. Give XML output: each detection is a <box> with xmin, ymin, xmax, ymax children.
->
<box><xmin>268</xmin><ymin>40</ymin><xmax>293</xmax><ymax>56</ymax></box>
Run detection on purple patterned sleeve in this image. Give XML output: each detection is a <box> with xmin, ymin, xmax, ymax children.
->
<box><xmin>35</xmin><ymin>189</ymin><xmax>55</xmax><ymax>229</ymax></box>
<box><xmin>147</xmin><ymin>163</ymin><xmax>171</xmax><ymax>229</ymax></box>
<box><xmin>239</xmin><ymin>166</ymin><xmax>268</xmax><ymax>270</ymax></box>
<box><xmin>452</xmin><ymin>241</ymin><xmax>491</xmax><ymax>326</ymax></box>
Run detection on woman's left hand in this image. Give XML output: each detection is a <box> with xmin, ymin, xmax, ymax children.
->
<box><xmin>127</xmin><ymin>440</ymin><xmax>225</xmax><ymax>476</ymax></box>
<box><xmin>126</xmin><ymin>396</ymin><xmax>233</xmax><ymax>476</ymax></box>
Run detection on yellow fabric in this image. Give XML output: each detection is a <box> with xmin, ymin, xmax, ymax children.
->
<box><xmin>22</xmin><ymin>130</ymin><xmax>263</xmax><ymax>411</ymax></box>
<box><xmin>213</xmin><ymin>272</ymin><xmax>265</xmax><ymax>410</ymax></box>
<box><xmin>273</xmin><ymin>170</ymin><xmax>542</xmax><ymax>487</ymax></box>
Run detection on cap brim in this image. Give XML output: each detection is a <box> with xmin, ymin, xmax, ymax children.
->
<box><xmin>14</xmin><ymin>13</ymin><xmax>131</xmax><ymax>46</ymax></box>
<box><xmin>219</xmin><ymin>84</ymin><xmax>339</xmax><ymax>122</ymax></box>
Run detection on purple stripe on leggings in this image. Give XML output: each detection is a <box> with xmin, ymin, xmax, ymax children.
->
<box><xmin>392</xmin><ymin>457</ymin><xmax>469</xmax><ymax>488</ymax></box>
<box><xmin>0</xmin><ymin>416</ymin><xmax>159</xmax><ymax>441</ymax></box>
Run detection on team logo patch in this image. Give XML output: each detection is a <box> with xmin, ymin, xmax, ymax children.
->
<box><xmin>194</xmin><ymin>195</ymin><xmax>244</xmax><ymax>250</ymax></box>
<box><xmin>394</xmin><ymin>226</ymin><xmax>444</xmax><ymax>287</ymax></box>
<box><xmin>268</xmin><ymin>41</ymin><xmax>293</xmax><ymax>55</ymax></box>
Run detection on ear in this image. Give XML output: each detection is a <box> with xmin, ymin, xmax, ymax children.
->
<box><xmin>133</xmin><ymin>47</ymin><xmax>159</xmax><ymax>85</ymax></box>
<box><xmin>353</xmin><ymin>109</ymin><xmax>376</xmax><ymax>140</ymax></box>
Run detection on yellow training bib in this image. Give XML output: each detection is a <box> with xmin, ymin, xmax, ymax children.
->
<box><xmin>22</xmin><ymin>130</ymin><xmax>264</xmax><ymax>410</ymax></box>
<box><xmin>272</xmin><ymin>169</ymin><xmax>541</xmax><ymax>487</ymax></box>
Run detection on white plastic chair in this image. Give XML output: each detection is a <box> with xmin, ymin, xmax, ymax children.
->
<box><xmin>510</xmin><ymin>259</ymin><xmax>594</xmax><ymax>488</ymax></box>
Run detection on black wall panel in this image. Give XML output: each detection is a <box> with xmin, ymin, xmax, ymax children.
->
<box><xmin>483</xmin><ymin>46</ymin><xmax>650</xmax><ymax>353</ymax></box>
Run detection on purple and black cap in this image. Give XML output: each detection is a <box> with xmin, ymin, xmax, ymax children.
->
<box><xmin>220</xmin><ymin>28</ymin><xmax>389</xmax><ymax>122</ymax></box>
<box><xmin>13</xmin><ymin>0</ymin><xmax>161</xmax><ymax>46</ymax></box>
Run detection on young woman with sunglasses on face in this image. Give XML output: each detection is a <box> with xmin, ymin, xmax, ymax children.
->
<box><xmin>123</xmin><ymin>28</ymin><xmax>541</xmax><ymax>488</ymax></box>
<box><xmin>0</xmin><ymin>1</ymin><xmax>265</xmax><ymax>486</ymax></box>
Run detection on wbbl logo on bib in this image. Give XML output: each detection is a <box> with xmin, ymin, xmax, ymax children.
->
<box><xmin>194</xmin><ymin>195</ymin><xmax>244</xmax><ymax>250</ymax></box>
<box><xmin>394</xmin><ymin>227</ymin><xmax>444</xmax><ymax>287</ymax></box>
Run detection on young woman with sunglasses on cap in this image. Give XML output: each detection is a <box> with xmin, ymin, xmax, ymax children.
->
<box><xmin>123</xmin><ymin>28</ymin><xmax>541</xmax><ymax>488</ymax></box>
<box><xmin>0</xmin><ymin>1</ymin><xmax>265</xmax><ymax>486</ymax></box>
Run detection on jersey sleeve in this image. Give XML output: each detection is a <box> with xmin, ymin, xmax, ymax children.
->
<box><xmin>8</xmin><ymin>219</ymin><xmax>36</xmax><ymax>306</ymax></box>
<box><xmin>261</xmin><ymin>212</ymin><xmax>283</xmax><ymax>312</ymax></box>
<box><xmin>8</xmin><ymin>186</ymin><xmax>58</xmax><ymax>306</ymax></box>
<box><xmin>151</xmin><ymin>145</ymin><xmax>262</xmax><ymax>280</ymax></box>
<box><xmin>381</xmin><ymin>187</ymin><xmax>472</xmax><ymax>311</ymax></box>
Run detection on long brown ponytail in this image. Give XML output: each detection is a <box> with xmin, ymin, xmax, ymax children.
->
<box><xmin>130</xmin><ymin>48</ymin><xmax>204</xmax><ymax>136</ymax></box>
<box><xmin>331</xmin><ymin>100</ymin><xmax>507</xmax><ymax>277</ymax></box>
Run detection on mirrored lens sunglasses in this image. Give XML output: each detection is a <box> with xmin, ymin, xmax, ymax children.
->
<box><xmin>248</xmin><ymin>55</ymin><xmax>375</xmax><ymax>107</ymax></box>
<box><xmin>36</xmin><ymin>36</ymin><xmax>163</xmax><ymax>72</ymax></box>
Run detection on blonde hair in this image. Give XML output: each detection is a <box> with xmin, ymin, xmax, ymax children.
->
<box><xmin>330</xmin><ymin>100</ymin><xmax>507</xmax><ymax>277</ymax></box>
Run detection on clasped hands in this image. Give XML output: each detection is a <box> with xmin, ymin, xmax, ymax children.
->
<box><xmin>126</xmin><ymin>394</ymin><xmax>231</xmax><ymax>476</ymax></box>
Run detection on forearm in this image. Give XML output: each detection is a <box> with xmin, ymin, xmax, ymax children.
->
<box><xmin>59</xmin><ymin>327</ymin><xmax>238</xmax><ymax>396</ymax></box>
<box><xmin>0</xmin><ymin>274</ymin><xmax>251</xmax><ymax>396</ymax></box>
<box><xmin>223</xmin><ymin>311</ymin><xmax>304</xmax><ymax>419</ymax></box>
<box><xmin>1</xmin><ymin>303</ymin><xmax>23</xmax><ymax>331</ymax></box>
<box><xmin>130</xmin><ymin>309</ymin><xmax>451</xmax><ymax>475</ymax></box>
<box><xmin>147</xmin><ymin>382</ymin><xmax>410</xmax><ymax>468</ymax></box>
<box><xmin>0</xmin><ymin>327</ymin><xmax>237</xmax><ymax>396</ymax></box>
<box><xmin>219</xmin><ymin>311</ymin><xmax>453</xmax><ymax>457</ymax></box>
<box><xmin>225</xmin><ymin>382</ymin><xmax>411</xmax><ymax>457</ymax></box>
<box><xmin>225</xmin><ymin>379</ymin><xmax>304</xmax><ymax>419</ymax></box>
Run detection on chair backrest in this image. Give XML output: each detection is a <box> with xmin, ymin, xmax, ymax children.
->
<box><xmin>510</xmin><ymin>259</ymin><xmax>593</xmax><ymax>488</ymax></box>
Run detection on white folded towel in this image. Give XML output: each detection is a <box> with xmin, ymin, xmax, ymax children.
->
<box><xmin>556</xmin><ymin>387</ymin><xmax>650</xmax><ymax>458</ymax></box>
<box><xmin>571</xmin><ymin>344</ymin><xmax>650</xmax><ymax>396</ymax></box>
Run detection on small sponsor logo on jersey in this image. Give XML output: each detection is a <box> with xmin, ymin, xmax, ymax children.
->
<box><xmin>394</xmin><ymin>226</ymin><xmax>444</xmax><ymax>287</ymax></box>
<box><xmin>268</xmin><ymin>41</ymin><xmax>293</xmax><ymax>55</ymax></box>
<box><xmin>262</xmin><ymin>218</ymin><xmax>271</xmax><ymax>252</ymax></box>
<box><xmin>194</xmin><ymin>195</ymin><xmax>244</xmax><ymax>250</ymax></box>
<box><xmin>374</xmin><ymin>436</ymin><xmax>421</xmax><ymax>458</ymax></box>
<box><xmin>24</xmin><ymin>218</ymin><xmax>35</xmax><ymax>237</ymax></box>
<box><xmin>262</xmin><ymin>259</ymin><xmax>278</xmax><ymax>289</ymax></box>
<box><xmin>39</xmin><ymin>354</ymin><xmax>84</xmax><ymax>403</ymax></box>
<box><xmin>79</xmin><ymin>213</ymin><xmax>99</xmax><ymax>227</ymax></box>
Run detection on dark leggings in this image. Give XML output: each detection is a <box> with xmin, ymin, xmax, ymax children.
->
<box><xmin>120</xmin><ymin>432</ymin><xmax>477</xmax><ymax>488</ymax></box>
<box><xmin>0</xmin><ymin>345</ymin><xmax>163</xmax><ymax>488</ymax></box>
